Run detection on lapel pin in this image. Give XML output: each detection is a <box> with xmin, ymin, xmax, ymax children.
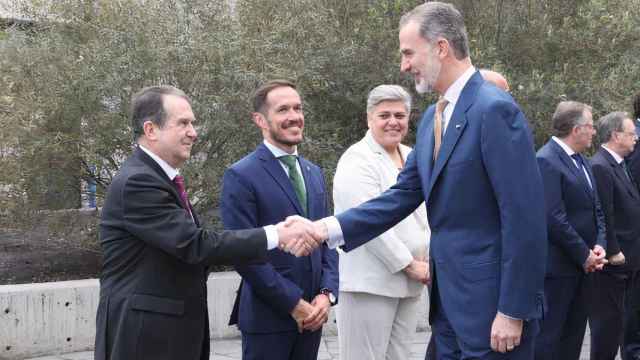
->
<box><xmin>455</xmin><ymin>124</ymin><xmax>461</xmax><ymax>130</ymax></box>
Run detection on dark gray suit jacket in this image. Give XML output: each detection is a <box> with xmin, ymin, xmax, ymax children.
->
<box><xmin>591</xmin><ymin>147</ymin><xmax>640</xmax><ymax>272</ymax></box>
<box><xmin>94</xmin><ymin>147</ymin><xmax>267</xmax><ymax>360</ymax></box>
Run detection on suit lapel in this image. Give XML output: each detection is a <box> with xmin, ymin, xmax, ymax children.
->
<box><xmin>298</xmin><ymin>156</ymin><xmax>317</xmax><ymax>219</ymax></box>
<box><xmin>550</xmin><ymin>141</ymin><xmax>593</xmax><ymax>199</ymax></box>
<box><xmin>257</xmin><ymin>144</ymin><xmax>306</xmax><ymax>216</ymax></box>
<box><xmin>425</xmin><ymin>72</ymin><xmax>479</xmax><ymax>197</ymax></box>
<box><xmin>134</xmin><ymin>147</ymin><xmax>191</xmax><ymax>210</ymax></box>
<box><xmin>600</xmin><ymin>149</ymin><xmax>640</xmax><ymax>200</ymax></box>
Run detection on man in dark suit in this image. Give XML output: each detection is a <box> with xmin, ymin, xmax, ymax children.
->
<box><xmin>534</xmin><ymin>101</ymin><xmax>607</xmax><ymax>360</ymax></box>
<box><xmin>221</xmin><ymin>80</ymin><xmax>339</xmax><ymax>360</ymax></box>
<box><xmin>288</xmin><ymin>3</ymin><xmax>546</xmax><ymax>359</ymax></box>
<box><xmin>590</xmin><ymin>111</ymin><xmax>640</xmax><ymax>360</ymax></box>
<box><xmin>625</xmin><ymin>93</ymin><xmax>640</xmax><ymax>182</ymax></box>
<box><xmin>95</xmin><ymin>86</ymin><xmax>317</xmax><ymax>360</ymax></box>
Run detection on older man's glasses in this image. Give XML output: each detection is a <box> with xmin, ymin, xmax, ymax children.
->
<box><xmin>617</xmin><ymin>130</ymin><xmax>639</xmax><ymax>139</ymax></box>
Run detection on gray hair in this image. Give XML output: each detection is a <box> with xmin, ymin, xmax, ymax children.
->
<box><xmin>366</xmin><ymin>85</ymin><xmax>412</xmax><ymax>114</ymax></box>
<box><xmin>597</xmin><ymin>111</ymin><xmax>631</xmax><ymax>144</ymax></box>
<box><xmin>131</xmin><ymin>85</ymin><xmax>191</xmax><ymax>140</ymax></box>
<box><xmin>399</xmin><ymin>2</ymin><xmax>469</xmax><ymax>60</ymax></box>
<box><xmin>551</xmin><ymin>101</ymin><xmax>593</xmax><ymax>138</ymax></box>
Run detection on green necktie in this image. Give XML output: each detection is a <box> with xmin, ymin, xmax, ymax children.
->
<box><xmin>279</xmin><ymin>155</ymin><xmax>307</xmax><ymax>215</ymax></box>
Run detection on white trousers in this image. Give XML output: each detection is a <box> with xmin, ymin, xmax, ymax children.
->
<box><xmin>336</xmin><ymin>291</ymin><xmax>421</xmax><ymax>360</ymax></box>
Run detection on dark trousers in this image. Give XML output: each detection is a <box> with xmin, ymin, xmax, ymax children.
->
<box><xmin>589</xmin><ymin>270</ymin><xmax>640</xmax><ymax>360</ymax></box>
<box><xmin>535</xmin><ymin>275</ymin><xmax>589</xmax><ymax>360</ymax></box>
<box><xmin>241</xmin><ymin>329</ymin><xmax>322</xmax><ymax>360</ymax></box>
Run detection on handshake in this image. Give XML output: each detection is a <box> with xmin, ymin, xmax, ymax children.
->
<box><xmin>275</xmin><ymin>215</ymin><xmax>329</xmax><ymax>256</ymax></box>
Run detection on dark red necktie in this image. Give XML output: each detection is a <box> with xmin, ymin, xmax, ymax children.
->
<box><xmin>173</xmin><ymin>175</ymin><xmax>192</xmax><ymax>216</ymax></box>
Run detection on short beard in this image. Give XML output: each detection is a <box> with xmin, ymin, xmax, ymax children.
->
<box><xmin>415</xmin><ymin>51</ymin><xmax>442</xmax><ymax>94</ymax></box>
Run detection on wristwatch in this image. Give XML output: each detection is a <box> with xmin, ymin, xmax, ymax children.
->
<box><xmin>320</xmin><ymin>288</ymin><xmax>336</xmax><ymax>305</ymax></box>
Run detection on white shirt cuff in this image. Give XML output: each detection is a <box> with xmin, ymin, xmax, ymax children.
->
<box><xmin>323</xmin><ymin>217</ymin><xmax>345</xmax><ymax>249</ymax></box>
<box><xmin>264</xmin><ymin>225</ymin><xmax>279</xmax><ymax>250</ymax></box>
<box><xmin>498</xmin><ymin>311</ymin><xmax>521</xmax><ymax>320</ymax></box>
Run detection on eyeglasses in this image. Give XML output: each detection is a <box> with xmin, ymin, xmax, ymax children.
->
<box><xmin>617</xmin><ymin>130</ymin><xmax>639</xmax><ymax>139</ymax></box>
<box><xmin>579</xmin><ymin>123</ymin><xmax>595</xmax><ymax>130</ymax></box>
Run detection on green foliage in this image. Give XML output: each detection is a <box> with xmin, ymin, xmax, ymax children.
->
<box><xmin>1</xmin><ymin>0</ymin><xmax>639</xmax><ymax>232</ymax></box>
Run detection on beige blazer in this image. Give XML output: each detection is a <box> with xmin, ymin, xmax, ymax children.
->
<box><xmin>333</xmin><ymin>130</ymin><xmax>430</xmax><ymax>298</ymax></box>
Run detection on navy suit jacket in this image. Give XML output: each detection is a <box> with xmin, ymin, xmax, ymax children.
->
<box><xmin>591</xmin><ymin>147</ymin><xmax>640</xmax><ymax>272</ymax></box>
<box><xmin>536</xmin><ymin>140</ymin><xmax>606</xmax><ymax>277</ymax></box>
<box><xmin>221</xmin><ymin>143</ymin><xmax>338</xmax><ymax>334</ymax></box>
<box><xmin>334</xmin><ymin>71</ymin><xmax>547</xmax><ymax>349</ymax></box>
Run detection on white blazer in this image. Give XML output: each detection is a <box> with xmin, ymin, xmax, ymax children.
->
<box><xmin>333</xmin><ymin>130</ymin><xmax>430</xmax><ymax>298</ymax></box>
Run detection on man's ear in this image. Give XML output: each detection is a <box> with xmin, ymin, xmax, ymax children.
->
<box><xmin>436</xmin><ymin>38</ymin><xmax>449</xmax><ymax>59</ymax></box>
<box><xmin>252</xmin><ymin>112</ymin><xmax>267</xmax><ymax>129</ymax></box>
<box><xmin>142</xmin><ymin>120</ymin><xmax>157</xmax><ymax>140</ymax></box>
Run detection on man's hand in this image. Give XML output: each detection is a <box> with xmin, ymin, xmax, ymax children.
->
<box><xmin>490</xmin><ymin>313</ymin><xmax>523</xmax><ymax>353</ymax></box>
<box><xmin>584</xmin><ymin>245</ymin><xmax>608</xmax><ymax>272</ymax></box>
<box><xmin>290</xmin><ymin>299</ymin><xmax>314</xmax><ymax>333</ymax></box>
<box><xmin>276</xmin><ymin>216</ymin><xmax>320</xmax><ymax>257</ymax></box>
<box><xmin>609</xmin><ymin>251</ymin><xmax>626</xmax><ymax>266</ymax></box>
<box><xmin>403</xmin><ymin>259</ymin><xmax>430</xmax><ymax>284</ymax></box>
<box><xmin>303</xmin><ymin>294</ymin><xmax>331</xmax><ymax>332</ymax></box>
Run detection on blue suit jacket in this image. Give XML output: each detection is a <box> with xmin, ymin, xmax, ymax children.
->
<box><xmin>335</xmin><ymin>71</ymin><xmax>547</xmax><ymax>348</ymax></box>
<box><xmin>221</xmin><ymin>143</ymin><xmax>338</xmax><ymax>334</ymax></box>
<box><xmin>536</xmin><ymin>140</ymin><xmax>606</xmax><ymax>277</ymax></box>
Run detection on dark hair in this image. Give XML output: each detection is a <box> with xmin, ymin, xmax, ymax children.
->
<box><xmin>131</xmin><ymin>86</ymin><xmax>190</xmax><ymax>139</ymax></box>
<box><xmin>633</xmin><ymin>92</ymin><xmax>640</xmax><ymax>120</ymax></box>
<box><xmin>252</xmin><ymin>79</ymin><xmax>297</xmax><ymax>114</ymax></box>
<box><xmin>399</xmin><ymin>2</ymin><xmax>469</xmax><ymax>60</ymax></box>
<box><xmin>551</xmin><ymin>101</ymin><xmax>592</xmax><ymax>138</ymax></box>
<box><xmin>597</xmin><ymin>111</ymin><xmax>630</xmax><ymax>144</ymax></box>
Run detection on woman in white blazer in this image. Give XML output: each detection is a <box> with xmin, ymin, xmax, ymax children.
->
<box><xmin>333</xmin><ymin>85</ymin><xmax>430</xmax><ymax>360</ymax></box>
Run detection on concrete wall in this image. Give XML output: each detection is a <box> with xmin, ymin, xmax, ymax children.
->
<box><xmin>0</xmin><ymin>272</ymin><xmax>429</xmax><ymax>359</ymax></box>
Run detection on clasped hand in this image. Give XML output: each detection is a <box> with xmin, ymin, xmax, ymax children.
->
<box><xmin>584</xmin><ymin>244</ymin><xmax>608</xmax><ymax>273</ymax></box>
<box><xmin>275</xmin><ymin>215</ymin><xmax>327</xmax><ymax>257</ymax></box>
<box><xmin>290</xmin><ymin>296</ymin><xmax>331</xmax><ymax>333</ymax></box>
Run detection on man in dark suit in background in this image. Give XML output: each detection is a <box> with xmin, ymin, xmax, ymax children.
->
<box><xmin>221</xmin><ymin>80</ymin><xmax>338</xmax><ymax>360</ymax></box>
<box><xmin>535</xmin><ymin>101</ymin><xmax>607</xmax><ymax>360</ymax></box>
<box><xmin>591</xmin><ymin>111</ymin><xmax>640</xmax><ymax>360</ymax></box>
<box><xmin>95</xmin><ymin>86</ymin><xmax>316</xmax><ymax>360</ymax></box>
<box><xmin>625</xmin><ymin>93</ymin><xmax>640</xmax><ymax>182</ymax></box>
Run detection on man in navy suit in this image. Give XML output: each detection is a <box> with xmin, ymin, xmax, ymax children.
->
<box><xmin>289</xmin><ymin>2</ymin><xmax>546</xmax><ymax>359</ymax></box>
<box><xmin>590</xmin><ymin>111</ymin><xmax>640</xmax><ymax>360</ymax></box>
<box><xmin>534</xmin><ymin>101</ymin><xmax>607</xmax><ymax>360</ymax></box>
<box><xmin>221</xmin><ymin>80</ymin><xmax>339</xmax><ymax>360</ymax></box>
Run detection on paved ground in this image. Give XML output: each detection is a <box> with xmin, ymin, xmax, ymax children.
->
<box><xmin>23</xmin><ymin>328</ymin><xmax>617</xmax><ymax>360</ymax></box>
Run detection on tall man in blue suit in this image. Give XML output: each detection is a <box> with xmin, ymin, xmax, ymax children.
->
<box><xmin>221</xmin><ymin>80</ymin><xmax>339</xmax><ymax>360</ymax></box>
<box><xmin>534</xmin><ymin>101</ymin><xmax>607</xmax><ymax>360</ymax></box>
<box><xmin>289</xmin><ymin>2</ymin><xmax>547</xmax><ymax>359</ymax></box>
<box><xmin>591</xmin><ymin>111</ymin><xmax>640</xmax><ymax>360</ymax></box>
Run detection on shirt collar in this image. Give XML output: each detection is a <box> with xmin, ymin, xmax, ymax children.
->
<box><xmin>263</xmin><ymin>139</ymin><xmax>299</xmax><ymax>159</ymax></box>
<box><xmin>601</xmin><ymin>144</ymin><xmax>624</xmax><ymax>164</ymax></box>
<box><xmin>442</xmin><ymin>66</ymin><xmax>476</xmax><ymax>106</ymax></box>
<box><xmin>552</xmin><ymin>136</ymin><xmax>576</xmax><ymax>157</ymax></box>
<box><xmin>138</xmin><ymin>144</ymin><xmax>179</xmax><ymax>180</ymax></box>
